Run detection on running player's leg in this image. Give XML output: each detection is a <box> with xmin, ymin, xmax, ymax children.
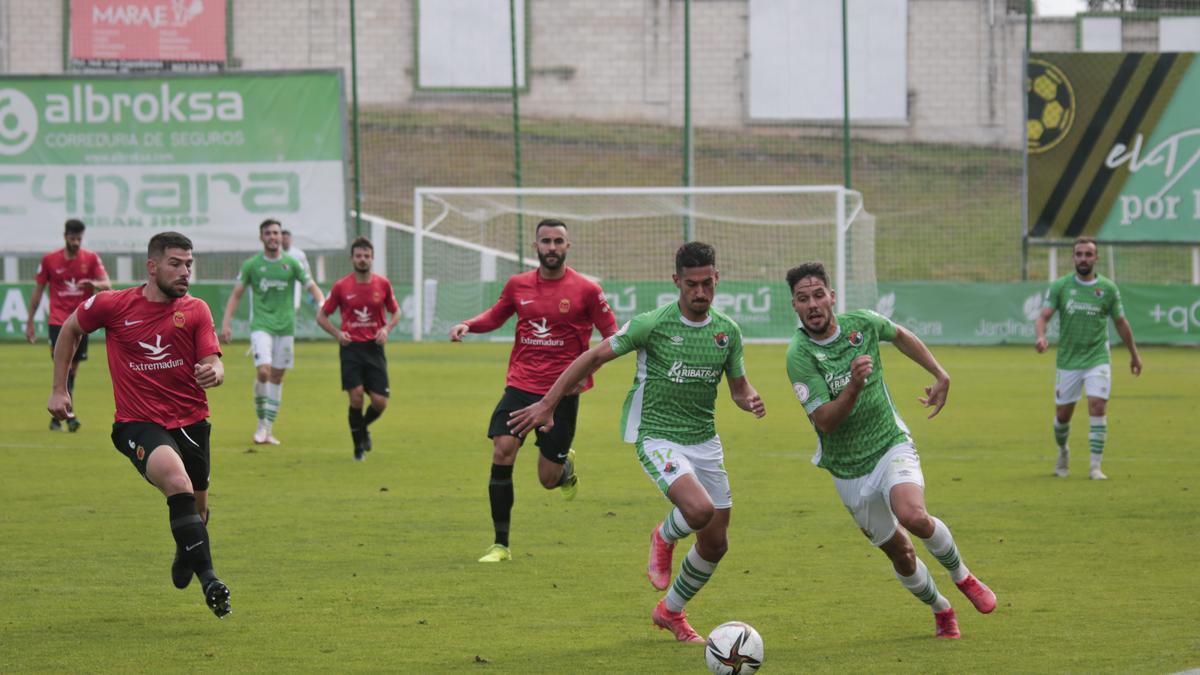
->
<box><xmin>113</xmin><ymin>422</ymin><xmax>228</xmax><ymax>617</ymax></box>
<box><xmin>651</xmin><ymin>474</ymin><xmax>714</xmax><ymax>643</ymax></box>
<box><xmin>347</xmin><ymin>385</ymin><xmax>367</xmax><ymax>460</ymax></box>
<box><xmin>358</xmin><ymin>344</ymin><xmax>390</xmax><ymax>454</ymax></box>
<box><xmin>171</xmin><ymin>422</ymin><xmax>215</xmax><ymax>591</ymax></box>
<box><xmin>479</xmin><ymin>388</ymin><xmax>537</xmax><ymax>561</ymax></box>
<box><xmin>1053</xmin><ymin>368</ymin><xmax>1084</xmax><ymax>476</ymax></box>
<box><xmin>534</xmin><ymin>394</ymin><xmax>578</xmax><ymax>498</ymax></box>
<box><xmin>837</xmin><ymin>460</ymin><xmax>956</xmax><ymax>637</ymax></box>
<box><xmin>1084</xmin><ymin>365</ymin><xmax>1111</xmax><ymax>480</ymax></box>
<box><xmin>250</xmin><ymin>331</ymin><xmax>272</xmax><ymax>441</ymax></box>
<box><xmin>260</xmin><ymin>335</ymin><xmax>293</xmax><ymax>443</ymax></box>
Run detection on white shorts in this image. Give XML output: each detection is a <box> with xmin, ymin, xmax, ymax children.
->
<box><xmin>831</xmin><ymin>442</ymin><xmax>925</xmax><ymax>547</ymax></box>
<box><xmin>636</xmin><ymin>436</ymin><xmax>732</xmax><ymax>509</ymax></box>
<box><xmin>1055</xmin><ymin>364</ymin><xmax>1111</xmax><ymax>405</ymax></box>
<box><xmin>250</xmin><ymin>331</ymin><xmax>295</xmax><ymax>369</ymax></box>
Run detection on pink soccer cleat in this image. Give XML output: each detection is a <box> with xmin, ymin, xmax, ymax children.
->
<box><xmin>652</xmin><ymin>599</ymin><xmax>703</xmax><ymax>643</ymax></box>
<box><xmin>955</xmin><ymin>574</ymin><xmax>997</xmax><ymax>614</ymax></box>
<box><xmin>934</xmin><ymin>607</ymin><xmax>961</xmax><ymax>639</ymax></box>
<box><xmin>647</xmin><ymin>524</ymin><xmax>675</xmax><ymax>591</ymax></box>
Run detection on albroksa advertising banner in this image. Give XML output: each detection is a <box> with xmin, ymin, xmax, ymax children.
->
<box><xmin>0</xmin><ymin>71</ymin><xmax>347</xmax><ymax>252</ymax></box>
<box><xmin>1027</xmin><ymin>52</ymin><xmax>1200</xmax><ymax>242</ymax></box>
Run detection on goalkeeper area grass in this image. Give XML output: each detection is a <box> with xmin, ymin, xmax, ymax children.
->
<box><xmin>2</xmin><ymin>341</ymin><xmax>1197</xmax><ymax>672</ymax></box>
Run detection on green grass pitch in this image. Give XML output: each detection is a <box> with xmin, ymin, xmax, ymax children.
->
<box><xmin>2</xmin><ymin>341</ymin><xmax>1197</xmax><ymax>672</ymax></box>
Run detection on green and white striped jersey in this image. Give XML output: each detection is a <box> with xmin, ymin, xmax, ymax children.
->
<box><xmin>1043</xmin><ymin>274</ymin><xmax>1124</xmax><ymax>370</ymax></box>
<box><xmin>786</xmin><ymin>310</ymin><xmax>910</xmax><ymax>479</ymax></box>
<box><xmin>609</xmin><ymin>301</ymin><xmax>746</xmax><ymax>445</ymax></box>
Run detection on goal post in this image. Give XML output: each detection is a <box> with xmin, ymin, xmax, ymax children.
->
<box><xmin>411</xmin><ymin>185</ymin><xmax>875</xmax><ymax>342</ymax></box>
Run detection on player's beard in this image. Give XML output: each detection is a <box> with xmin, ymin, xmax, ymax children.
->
<box><xmin>156</xmin><ymin>273</ymin><xmax>188</xmax><ymax>298</ymax></box>
<box><xmin>1075</xmin><ymin>261</ymin><xmax>1093</xmax><ymax>277</ymax></box>
<box><xmin>65</xmin><ymin>243</ymin><xmax>79</xmax><ymax>255</ymax></box>
<box><xmin>538</xmin><ymin>249</ymin><xmax>566</xmax><ymax>271</ymax></box>
<box><xmin>353</xmin><ymin>260</ymin><xmax>371</xmax><ymax>274</ymax></box>
<box><xmin>803</xmin><ymin>309</ymin><xmax>831</xmax><ymax>336</ymax></box>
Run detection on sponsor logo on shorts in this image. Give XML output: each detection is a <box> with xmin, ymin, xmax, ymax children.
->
<box><xmin>135</xmin><ymin>445</ymin><xmax>145</xmax><ymax>460</ymax></box>
<box><xmin>663</xmin><ymin>461</ymin><xmax>678</xmax><ymax>475</ymax></box>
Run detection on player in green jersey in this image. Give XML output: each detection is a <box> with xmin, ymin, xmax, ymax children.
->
<box><xmin>784</xmin><ymin>261</ymin><xmax>995</xmax><ymax>639</ymax></box>
<box><xmin>509</xmin><ymin>242</ymin><xmax>766</xmax><ymax>644</ymax></box>
<box><xmin>1035</xmin><ymin>236</ymin><xmax>1142</xmax><ymax>480</ymax></box>
<box><xmin>220</xmin><ymin>219</ymin><xmax>325</xmax><ymax>445</ymax></box>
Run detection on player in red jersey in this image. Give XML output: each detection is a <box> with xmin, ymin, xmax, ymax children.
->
<box><xmin>46</xmin><ymin>232</ymin><xmax>232</xmax><ymax>619</ymax></box>
<box><xmin>316</xmin><ymin>237</ymin><xmax>402</xmax><ymax>461</ymax></box>
<box><xmin>26</xmin><ymin>219</ymin><xmax>111</xmax><ymax>432</ymax></box>
<box><xmin>448</xmin><ymin>219</ymin><xmax>618</xmax><ymax>562</ymax></box>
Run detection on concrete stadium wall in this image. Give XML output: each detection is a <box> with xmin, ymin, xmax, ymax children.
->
<box><xmin>0</xmin><ymin>0</ymin><xmax>1120</xmax><ymax>148</ymax></box>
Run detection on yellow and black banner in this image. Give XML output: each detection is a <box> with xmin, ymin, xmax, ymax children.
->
<box><xmin>1027</xmin><ymin>52</ymin><xmax>1200</xmax><ymax>242</ymax></box>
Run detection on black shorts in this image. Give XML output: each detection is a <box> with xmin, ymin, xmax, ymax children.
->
<box><xmin>48</xmin><ymin>324</ymin><xmax>88</xmax><ymax>363</ymax></box>
<box><xmin>339</xmin><ymin>341</ymin><xmax>390</xmax><ymax>396</ymax></box>
<box><xmin>111</xmin><ymin>420</ymin><xmax>212</xmax><ymax>491</ymax></box>
<box><xmin>487</xmin><ymin>386</ymin><xmax>579</xmax><ymax>463</ymax></box>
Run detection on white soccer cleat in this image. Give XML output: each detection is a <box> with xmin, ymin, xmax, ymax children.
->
<box><xmin>253</xmin><ymin>429</ymin><xmax>268</xmax><ymax>444</ymax></box>
<box><xmin>1054</xmin><ymin>449</ymin><xmax>1069</xmax><ymax>477</ymax></box>
<box><xmin>1089</xmin><ymin>467</ymin><xmax>1108</xmax><ymax>480</ymax></box>
<box><xmin>264</xmin><ymin>434</ymin><xmax>281</xmax><ymax>446</ymax></box>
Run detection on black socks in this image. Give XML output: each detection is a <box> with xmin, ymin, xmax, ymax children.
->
<box><xmin>167</xmin><ymin>493</ymin><xmax>216</xmax><ymax>587</ymax></box>
<box><xmin>488</xmin><ymin>464</ymin><xmax>514</xmax><ymax>547</ymax></box>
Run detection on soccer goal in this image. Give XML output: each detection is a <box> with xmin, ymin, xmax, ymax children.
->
<box><xmin>410</xmin><ymin>185</ymin><xmax>876</xmax><ymax>342</ymax></box>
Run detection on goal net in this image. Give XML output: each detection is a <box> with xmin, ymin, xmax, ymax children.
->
<box><xmin>410</xmin><ymin>186</ymin><xmax>876</xmax><ymax>342</ymax></box>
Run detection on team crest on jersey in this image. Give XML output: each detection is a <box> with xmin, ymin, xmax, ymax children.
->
<box><xmin>848</xmin><ymin>331</ymin><xmax>864</xmax><ymax>346</ymax></box>
<box><xmin>135</xmin><ymin>445</ymin><xmax>145</xmax><ymax>461</ymax></box>
<box><xmin>173</xmin><ymin>311</ymin><xmax>186</xmax><ymax>328</ymax></box>
<box><xmin>714</xmin><ymin>332</ymin><xmax>729</xmax><ymax>348</ymax></box>
<box><xmin>373</xmin><ymin>291</ymin><xmax>382</xmax><ymax>303</ymax></box>
<box><xmin>559</xmin><ymin>298</ymin><xmax>571</xmax><ymax>313</ymax></box>
<box><xmin>1094</xmin><ymin>288</ymin><xmax>1104</xmax><ymax>298</ymax></box>
<box><xmin>282</xmin><ymin>263</ymin><xmax>289</xmax><ymax>271</ymax></box>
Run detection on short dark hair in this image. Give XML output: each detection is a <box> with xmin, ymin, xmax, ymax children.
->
<box><xmin>1074</xmin><ymin>236</ymin><xmax>1097</xmax><ymax>251</ymax></box>
<box><xmin>259</xmin><ymin>218</ymin><xmax>282</xmax><ymax>234</ymax></box>
<box><xmin>535</xmin><ymin>218</ymin><xmax>567</xmax><ymax>235</ymax></box>
<box><xmin>281</xmin><ymin>229</ymin><xmax>292</xmax><ymax>236</ymax></box>
<box><xmin>64</xmin><ymin>219</ymin><xmax>86</xmax><ymax>235</ymax></box>
<box><xmin>785</xmin><ymin>262</ymin><xmax>831</xmax><ymax>292</ymax></box>
<box><xmin>350</xmin><ymin>236</ymin><xmax>373</xmax><ymax>253</ymax></box>
<box><xmin>675</xmin><ymin>241</ymin><xmax>716</xmax><ymax>275</ymax></box>
<box><xmin>148</xmin><ymin>231</ymin><xmax>193</xmax><ymax>259</ymax></box>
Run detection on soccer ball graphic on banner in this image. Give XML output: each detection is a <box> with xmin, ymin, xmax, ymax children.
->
<box><xmin>1026</xmin><ymin>58</ymin><xmax>1076</xmax><ymax>154</ymax></box>
<box><xmin>704</xmin><ymin>621</ymin><xmax>764</xmax><ymax>675</ymax></box>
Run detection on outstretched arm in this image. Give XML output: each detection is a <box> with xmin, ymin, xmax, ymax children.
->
<box><xmin>508</xmin><ymin>340</ymin><xmax>622</xmax><ymax>436</ymax></box>
<box><xmin>220</xmin><ymin>283</ymin><xmax>245</xmax><ymax>343</ymax></box>
<box><xmin>891</xmin><ymin>324</ymin><xmax>950</xmax><ymax>418</ymax></box>
<box><xmin>25</xmin><ymin>283</ymin><xmax>45</xmax><ymax>343</ymax></box>
<box><xmin>1113</xmin><ymin>316</ymin><xmax>1142</xmax><ymax>376</ymax></box>
<box><xmin>306</xmin><ymin>280</ymin><xmax>325</xmax><ymax>307</ymax></box>
<box><xmin>47</xmin><ymin>313</ymin><xmax>86</xmax><ymax>419</ymax></box>
<box><xmin>1035</xmin><ymin>306</ymin><xmax>1054</xmax><ymax>353</ymax></box>
<box><xmin>727</xmin><ymin>375</ymin><xmax>765</xmax><ymax>418</ymax></box>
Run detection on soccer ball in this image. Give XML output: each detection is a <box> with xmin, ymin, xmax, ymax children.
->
<box><xmin>704</xmin><ymin>621</ymin><xmax>763</xmax><ymax>675</ymax></box>
<box><xmin>1026</xmin><ymin>59</ymin><xmax>1075</xmax><ymax>154</ymax></box>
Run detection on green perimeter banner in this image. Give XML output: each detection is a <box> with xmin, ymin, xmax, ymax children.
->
<box><xmin>4</xmin><ymin>281</ymin><xmax>1199</xmax><ymax>345</ymax></box>
<box><xmin>0</xmin><ymin>71</ymin><xmax>347</xmax><ymax>253</ymax></box>
<box><xmin>1027</xmin><ymin>53</ymin><xmax>1200</xmax><ymax>242</ymax></box>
